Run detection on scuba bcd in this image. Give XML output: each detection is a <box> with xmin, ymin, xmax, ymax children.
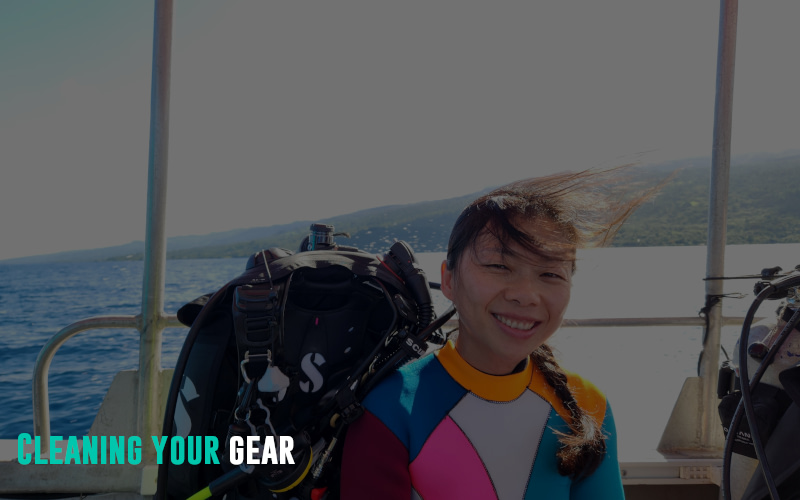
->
<box><xmin>719</xmin><ymin>266</ymin><xmax>800</xmax><ymax>500</ymax></box>
<box><xmin>155</xmin><ymin>224</ymin><xmax>455</xmax><ymax>500</ymax></box>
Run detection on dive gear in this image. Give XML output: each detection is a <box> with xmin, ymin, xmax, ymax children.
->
<box><xmin>156</xmin><ymin>225</ymin><xmax>454</xmax><ymax>500</ymax></box>
<box><xmin>720</xmin><ymin>266</ymin><xmax>800</xmax><ymax>500</ymax></box>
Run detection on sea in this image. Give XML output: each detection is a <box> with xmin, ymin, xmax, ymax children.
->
<box><xmin>2</xmin><ymin>244</ymin><xmax>799</xmax><ymax>459</ymax></box>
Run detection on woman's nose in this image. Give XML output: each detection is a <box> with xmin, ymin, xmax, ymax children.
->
<box><xmin>503</xmin><ymin>277</ymin><xmax>541</xmax><ymax>306</ymax></box>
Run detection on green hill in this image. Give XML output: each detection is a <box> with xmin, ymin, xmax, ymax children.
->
<box><xmin>614</xmin><ymin>155</ymin><xmax>800</xmax><ymax>246</ymax></box>
<box><xmin>160</xmin><ymin>154</ymin><xmax>800</xmax><ymax>259</ymax></box>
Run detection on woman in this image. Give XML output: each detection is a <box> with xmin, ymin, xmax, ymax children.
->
<box><xmin>341</xmin><ymin>169</ymin><xmax>656</xmax><ymax>499</ymax></box>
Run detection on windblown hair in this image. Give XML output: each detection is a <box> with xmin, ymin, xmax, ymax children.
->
<box><xmin>446</xmin><ymin>166</ymin><xmax>658</xmax><ymax>270</ymax></box>
<box><xmin>445</xmin><ymin>166</ymin><xmax>662</xmax><ymax>480</ymax></box>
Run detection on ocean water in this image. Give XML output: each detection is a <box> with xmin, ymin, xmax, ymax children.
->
<box><xmin>1</xmin><ymin>244</ymin><xmax>799</xmax><ymax>457</ymax></box>
<box><xmin>0</xmin><ymin>258</ymin><xmax>245</xmax><ymax>440</ymax></box>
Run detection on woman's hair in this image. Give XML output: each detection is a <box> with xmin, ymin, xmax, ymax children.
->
<box><xmin>445</xmin><ymin>166</ymin><xmax>662</xmax><ymax>480</ymax></box>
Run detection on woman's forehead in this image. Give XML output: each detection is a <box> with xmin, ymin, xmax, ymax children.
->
<box><xmin>473</xmin><ymin>221</ymin><xmax>576</xmax><ymax>262</ymax></box>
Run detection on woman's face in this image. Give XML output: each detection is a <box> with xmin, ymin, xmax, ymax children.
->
<box><xmin>441</xmin><ymin>217</ymin><xmax>574</xmax><ymax>375</ymax></box>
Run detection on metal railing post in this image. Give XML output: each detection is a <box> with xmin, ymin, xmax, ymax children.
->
<box><xmin>699</xmin><ymin>0</ymin><xmax>738</xmax><ymax>452</ymax></box>
<box><xmin>657</xmin><ymin>0</ymin><xmax>738</xmax><ymax>458</ymax></box>
<box><xmin>138</xmin><ymin>0</ymin><xmax>174</xmax><ymax>447</ymax></box>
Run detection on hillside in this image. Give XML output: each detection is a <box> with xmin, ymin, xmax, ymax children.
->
<box><xmin>614</xmin><ymin>155</ymin><xmax>800</xmax><ymax>246</ymax></box>
<box><xmin>3</xmin><ymin>154</ymin><xmax>798</xmax><ymax>264</ymax></box>
<box><xmin>162</xmin><ymin>154</ymin><xmax>800</xmax><ymax>259</ymax></box>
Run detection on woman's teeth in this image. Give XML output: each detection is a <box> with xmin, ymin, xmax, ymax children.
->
<box><xmin>494</xmin><ymin>314</ymin><xmax>535</xmax><ymax>330</ymax></box>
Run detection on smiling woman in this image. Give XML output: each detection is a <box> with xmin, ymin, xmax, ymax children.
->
<box><xmin>340</xmin><ymin>168</ymin><xmax>662</xmax><ymax>499</ymax></box>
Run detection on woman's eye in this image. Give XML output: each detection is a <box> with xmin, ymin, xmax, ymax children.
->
<box><xmin>542</xmin><ymin>272</ymin><xmax>566</xmax><ymax>280</ymax></box>
<box><xmin>487</xmin><ymin>263</ymin><xmax>508</xmax><ymax>270</ymax></box>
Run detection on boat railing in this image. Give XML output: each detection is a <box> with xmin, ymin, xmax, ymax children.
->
<box><xmin>31</xmin><ymin>313</ymin><xmax>183</xmax><ymax>453</ymax></box>
<box><xmin>30</xmin><ymin>311</ymin><xmax>761</xmax><ymax>454</ymax></box>
<box><xmin>24</xmin><ymin>0</ymin><xmax>174</xmax><ymax>461</ymax></box>
<box><xmin>560</xmin><ymin>316</ymin><xmax>755</xmax><ymax>328</ymax></box>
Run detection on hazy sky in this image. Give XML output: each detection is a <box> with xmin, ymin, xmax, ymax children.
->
<box><xmin>2</xmin><ymin>1</ymin><xmax>799</xmax><ymax>260</ymax></box>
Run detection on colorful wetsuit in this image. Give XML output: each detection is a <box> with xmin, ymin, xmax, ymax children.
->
<box><xmin>340</xmin><ymin>341</ymin><xmax>623</xmax><ymax>499</ymax></box>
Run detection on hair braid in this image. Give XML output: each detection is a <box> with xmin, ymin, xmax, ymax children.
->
<box><xmin>531</xmin><ymin>344</ymin><xmax>607</xmax><ymax>480</ymax></box>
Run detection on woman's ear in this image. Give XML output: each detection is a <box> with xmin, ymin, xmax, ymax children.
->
<box><xmin>441</xmin><ymin>260</ymin><xmax>454</xmax><ymax>301</ymax></box>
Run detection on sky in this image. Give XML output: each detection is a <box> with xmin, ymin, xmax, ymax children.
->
<box><xmin>2</xmin><ymin>1</ymin><xmax>799</xmax><ymax>261</ymax></box>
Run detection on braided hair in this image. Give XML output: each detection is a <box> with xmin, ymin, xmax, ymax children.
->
<box><xmin>445</xmin><ymin>167</ymin><xmax>663</xmax><ymax>479</ymax></box>
<box><xmin>530</xmin><ymin>344</ymin><xmax>607</xmax><ymax>479</ymax></box>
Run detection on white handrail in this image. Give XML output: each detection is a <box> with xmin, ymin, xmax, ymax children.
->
<box><xmin>31</xmin><ymin>314</ymin><xmax>183</xmax><ymax>454</ymax></box>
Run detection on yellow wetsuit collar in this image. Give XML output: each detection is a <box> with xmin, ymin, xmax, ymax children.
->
<box><xmin>435</xmin><ymin>341</ymin><xmax>532</xmax><ymax>402</ymax></box>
